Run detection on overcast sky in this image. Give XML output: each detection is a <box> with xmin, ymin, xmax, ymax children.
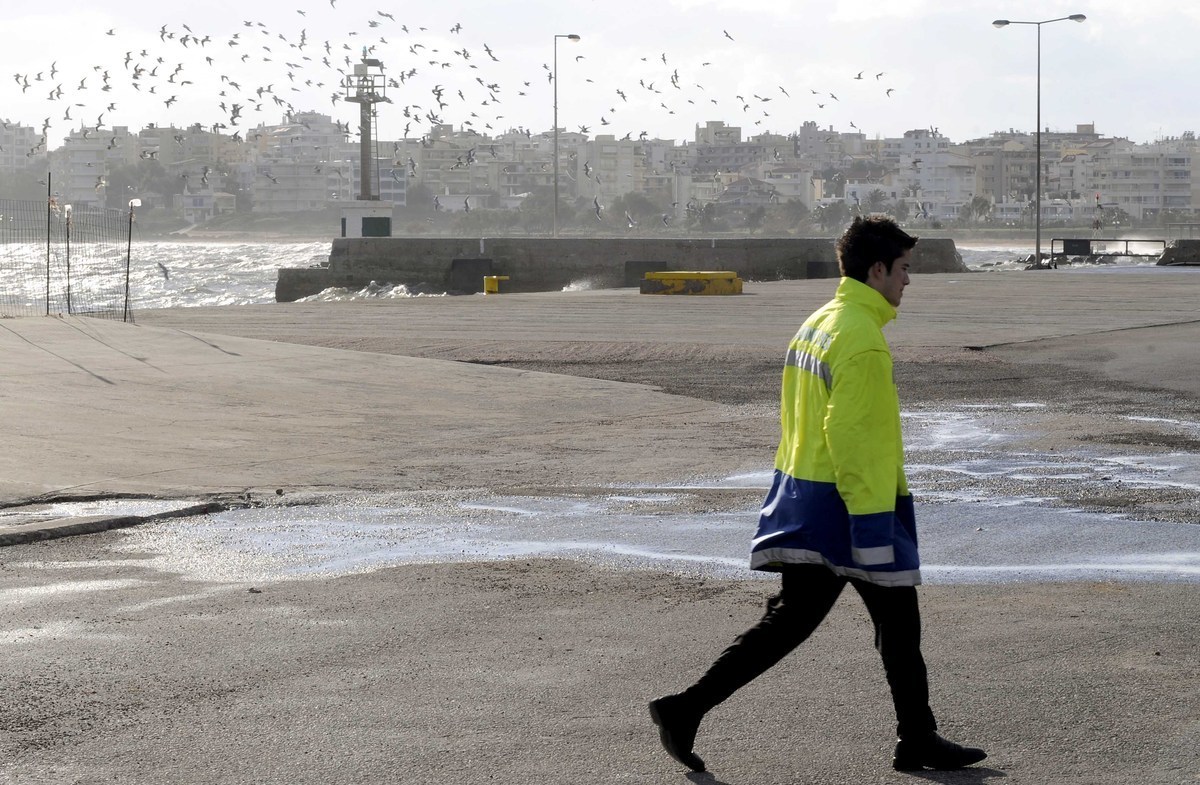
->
<box><xmin>3</xmin><ymin>0</ymin><xmax>1196</xmax><ymax>149</ymax></box>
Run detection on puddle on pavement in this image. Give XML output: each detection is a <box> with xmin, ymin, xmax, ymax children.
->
<box><xmin>30</xmin><ymin>403</ymin><xmax>1200</xmax><ymax>587</ymax></box>
<box><xmin>112</xmin><ymin>481</ymin><xmax>1200</xmax><ymax>586</ymax></box>
<box><xmin>0</xmin><ymin>498</ymin><xmax>202</xmax><ymax>528</ymax></box>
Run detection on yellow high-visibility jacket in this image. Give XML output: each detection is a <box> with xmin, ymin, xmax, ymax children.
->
<box><xmin>750</xmin><ymin>276</ymin><xmax>921</xmax><ymax>586</ymax></box>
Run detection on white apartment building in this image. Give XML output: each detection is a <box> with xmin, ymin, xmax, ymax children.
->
<box><xmin>876</xmin><ymin>130</ymin><xmax>975</xmax><ymax>217</ymax></box>
<box><xmin>0</xmin><ymin>122</ymin><xmax>44</xmax><ymax>172</ymax></box>
<box><xmin>52</xmin><ymin>125</ymin><xmax>140</xmax><ymax>209</ymax></box>
<box><xmin>250</xmin><ymin>113</ymin><xmax>357</xmax><ymax>212</ymax></box>
<box><xmin>746</xmin><ymin>161</ymin><xmax>820</xmax><ymax>205</ymax></box>
<box><xmin>573</xmin><ymin>134</ymin><xmax>651</xmax><ymax>202</ymax></box>
<box><xmin>1087</xmin><ymin>142</ymin><xmax>1193</xmax><ymax>220</ymax></box>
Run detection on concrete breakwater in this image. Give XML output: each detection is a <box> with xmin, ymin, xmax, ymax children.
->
<box><xmin>275</xmin><ymin>236</ymin><xmax>968</xmax><ymax>301</ymax></box>
<box><xmin>1157</xmin><ymin>238</ymin><xmax>1200</xmax><ymax>266</ymax></box>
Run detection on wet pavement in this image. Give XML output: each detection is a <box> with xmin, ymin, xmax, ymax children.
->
<box><xmin>95</xmin><ymin>485</ymin><xmax>1199</xmax><ymax>586</ymax></box>
<box><xmin>0</xmin><ymin>498</ymin><xmax>202</xmax><ymax>529</ymax></box>
<box><xmin>3</xmin><ymin>401</ymin><xmax>1197</xmax><ymax>589</ymax></box>
<box><xmin>30</xmin><ymin>402</ymin><xmax>1181</xmax><ymax>587</ymax></box>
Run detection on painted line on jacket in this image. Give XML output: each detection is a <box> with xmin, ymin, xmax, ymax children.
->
<box><xmin>852</xmin><ymin>545</ymin><xmax>896</xmax><ymax>565</ymax></box>
<box><xmin>784</xmin><ymin>346</ymin><xmax>833</xmax><ymax>391</ymax></box>
<box><xmin>750</xmin><ymin>547</ymin><xmax>922</xmax><ymax>587</ymax></box>
<box><xmin>792</xmin><ymin>324</ymin><xmax>833</xmax><ymax>351</ymax></box>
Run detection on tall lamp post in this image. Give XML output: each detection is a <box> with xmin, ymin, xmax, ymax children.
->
<box><xmin>552</xmin><ymin>33</ymin><xmax>580</xmax><ymax>237</ymax></box>
<box><xmin>993</xmin><ymin>15</ymin><xmax>1086</xmax><ymax>268</ymax></box>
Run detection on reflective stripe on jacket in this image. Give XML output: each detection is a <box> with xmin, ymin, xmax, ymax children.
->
<box><xmin>749</xmin><ymin>276</ymin><xmax>920</xmax><ymax>587</ymax></box>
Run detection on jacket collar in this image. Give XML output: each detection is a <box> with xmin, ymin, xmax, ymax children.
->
<box><xmin>835</xmin><ymin>276</ymin><xmax>897</xmax><ymax>327</ymax></box>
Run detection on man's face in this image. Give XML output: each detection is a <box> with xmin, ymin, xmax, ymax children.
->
<box><xmin>867</xmin><ymin>249</ymin><xmax>912</xmax><ymax>308</ymax></box>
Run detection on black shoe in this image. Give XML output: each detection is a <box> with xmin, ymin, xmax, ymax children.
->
<box><xmin>648</xmin><ymin>695</ymin><xmax>706</xmax><ymax>772</ymax></box>
<box><xmin>893</xmin><ymin>732</ymin><xmax>987</xmax><ymax>770</ymax></box>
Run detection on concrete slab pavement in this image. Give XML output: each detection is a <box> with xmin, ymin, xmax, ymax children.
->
<box><xmin>2</xmin><ymin>270</ymin><xmax>1199</xmax><ymax>784</ymax></box>
<box><xmin>4</xmin><ymin>268</ymin><xmax>1199</xmax><ymax>536</ymax></box>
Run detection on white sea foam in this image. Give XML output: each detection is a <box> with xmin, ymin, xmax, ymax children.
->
<box><xmin>957</xmin><ymin>246</ymin><xmax>1164</xmax><ymax>272</ymax></box>
<box><xmin>2</xmin><ymin>240</ymin><xmax>1177</xmax><ymax>315</ymax></box>
<box><xmin>1124</xmin><ymin>415</ymin><xmax>1200</xmax><ymax>432</ymax></box>
<box><xmin>0</xmin><ymin>240</ymin><xmax>331</xmax><ymax>312</ymax></box>
<box><xmin>297</xmin><ymin>281</ymin><xmax>448</xmax><ymax>301</ymax></box>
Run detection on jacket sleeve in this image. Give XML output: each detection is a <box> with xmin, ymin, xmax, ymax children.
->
<box><xmin>824</xmin><ymin>349</ymin><xmax>902</xmax><ymax>566</ymax></box>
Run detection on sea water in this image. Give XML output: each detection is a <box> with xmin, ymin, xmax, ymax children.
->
<box><xmin>0</xmin><ymin>240</ymin><xmax>1172</xmax><ymax>312</ymax></box>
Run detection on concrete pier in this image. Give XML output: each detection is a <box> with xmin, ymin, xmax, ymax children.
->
<box><xmin>3</xmin><ymin>269</ymin><xmax>1199</xmax><ymax>784</ymax></box>
<box><xmin>275</xmin><ymin>236</ymin><xmax>968</xmax><ymax>300</ymax></box>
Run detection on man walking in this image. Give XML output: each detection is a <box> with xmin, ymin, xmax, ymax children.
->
<box><xmin>649</xmin><ymin>216</ymin><xmax>986</xmax><ymax>773</ymax></box>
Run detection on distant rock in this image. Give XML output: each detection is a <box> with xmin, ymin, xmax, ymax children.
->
<box><xmin>911</xmin><ymin>239</ymin><xmax>970</xmax><ymax>273</ymax></box>
<box><xmin>1158</xmin><ymin>239</ymin><xmax>1200</xmax><ymax>266</ymax></box>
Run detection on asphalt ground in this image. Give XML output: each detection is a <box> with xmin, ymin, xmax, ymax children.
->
<box><xmin>1</xmin><ymin>268</ymin><xmax>1198</xmax><ymax>784</ymax></box>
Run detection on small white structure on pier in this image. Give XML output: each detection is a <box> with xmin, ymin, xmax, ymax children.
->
<box><xmin>340</xmin><ymin>53</ymin><xmax>391</xmax><ymax>237</ymax></box>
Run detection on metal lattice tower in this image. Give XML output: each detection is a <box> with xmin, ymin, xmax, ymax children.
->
<box><xmin>342</xmin><ymin>53</ymin><xmax>389</xmax><ymax>201</ymax></box>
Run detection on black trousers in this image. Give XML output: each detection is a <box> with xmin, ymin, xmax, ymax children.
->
<box><xmin>681</xmin><ymin>563</ymin><xmax>937</xmax><ymax>739</ymax></box>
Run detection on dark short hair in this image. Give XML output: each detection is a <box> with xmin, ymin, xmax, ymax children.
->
<box><xmin>835</xmin><ymin>215</ymin><xmax>918</xmax><ymax>282</ymax></box>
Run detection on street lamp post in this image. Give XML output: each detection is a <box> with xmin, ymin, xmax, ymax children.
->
<box><xmin>993</xmin><ymin>15</ymin><xmax>1086</xmax><ymax>268</ymax></box>
<box><xmin>552</xmin><ymin>33</ymin><xmax>580</xmax><ymax>238</ymax></box>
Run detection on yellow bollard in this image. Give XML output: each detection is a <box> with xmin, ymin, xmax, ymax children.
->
<box><xmin>483</xmin><ymin>275</ymin><xmax>510</xmax><ymax>294</ymax></box>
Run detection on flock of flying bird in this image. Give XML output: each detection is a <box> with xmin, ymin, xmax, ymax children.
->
<box><xmin>6</xmin><ymin>4</ymin><xmax>898</xmax><ymax>217</ymax></box>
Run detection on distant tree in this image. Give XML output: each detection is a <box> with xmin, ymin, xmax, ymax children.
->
<box><xmin>782</xmin><ymin>198</ymin><xmax>809</xmax><ymax>225</ymax></box>
<box><xmin>683</xmin><ymin>201</ymin><xmax>727</xmax><ymax>232</ymax></box>
<box><xmin>234</xmin><ymin>184</ymin><xmax>254</xmax><ymax>213</ymax></box>
<box><xmin>516</xmin><ymin>187</ymin><xmax>575</xmax><ymax>233</ymax></box>
<box><xmin>104</xmin><ymin>159</ymin><xmax>184</xmax><ymax>210</ymax></box>
<box><xmin>1108</xmin><ymin>206</ymin><xmax>1132</xmax><ymax>227</ymax></box>
<box><xmin>969</xmin><ymin>195</ymin><xmax>992</xmax><ymax>223</ymax></box>
<box><xmin>403</xmin><ymin>182</ymin><xmax>435</xmax><ymax>215</ymax></box>
<box><xmin>745</xmin><ymin>205</ymin><xmax>767</xmax><ymax>231</ymax></box>
<box><xmin>1157</xmin><ymin>208</ymin><xmax>1191</xmax><ymax>227</ymax></box>
<box><xmin>0</xmin><ymin>162</ymin><xmax>49</xmax><ymax>201</ymax></box>
<box><xmin>224</xmin><ymin>170</ymin><xmax>254</xmax><ymax>213</ymax></box>
<box><xmin>610</xmin><ymin>191</ymin><xmax>666</xmax><ymax>227</ymax></box>
<box><xmin>890</xmin><ymin>199</ymin><xmax>911</xmax><ymax>223</ymax></box>
<box><xmin>815</xmin><ymin>201</ymin><xmax>850</xmax><ymax>232</ymax></box>
<box><xmin>865</xmin><ymin>188</ymin><xmax>889</xmax><ymax>214</ymax></box>
<box><xmin>757</xmin><ymin>198</ymin><xmax>811</xmax><ymax>234</ymax></box>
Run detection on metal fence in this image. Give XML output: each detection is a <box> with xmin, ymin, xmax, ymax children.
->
<box><xmin>0</xmin><ymin>190</ymin><xmax>135</xmax><ymax>321</ymax></box>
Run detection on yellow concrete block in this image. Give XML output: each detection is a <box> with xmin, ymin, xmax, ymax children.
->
<box><xmin>483</xmin><ymin>275</ymin><xmax>510</xmax><ymax>294</ymax></box>
<box><xmin>644</xmin><ymin>270</ymin><xmax>738</xmax><ymax>280</ymax></box>
<box><xmin>641</xmin><ymin>271</ymin><xmax>743</xmax><ymax>295</ymax></box>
